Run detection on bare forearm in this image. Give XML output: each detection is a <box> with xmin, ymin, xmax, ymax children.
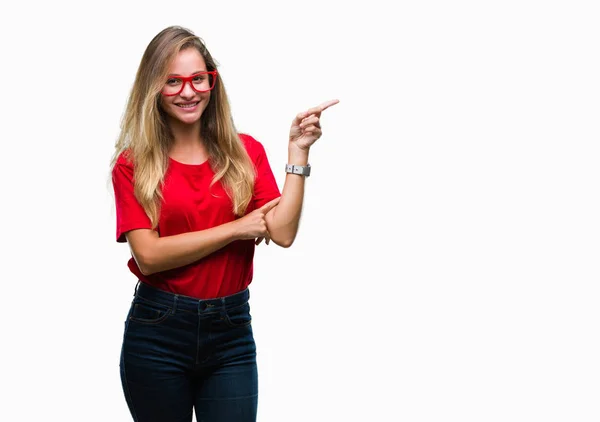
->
<box><xmin>266</xmin><ymin>147</ymin><xmax>309</xmax><ymax>247</ymax></box>
<box><xmin>264</xmin><ymin>98</ymin><xmax>338</xmax><ymax>247</ymax></box>
<box><xmin>138</xmin><ymin>222</ymin><xmax>239</xmax><ymax>275</ymax></box>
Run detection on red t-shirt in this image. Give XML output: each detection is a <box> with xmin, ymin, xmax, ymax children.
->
<box><xmin>112</xmin><ymin>133</ymin><xmax>281</xmax><ymax>299</ymax></box>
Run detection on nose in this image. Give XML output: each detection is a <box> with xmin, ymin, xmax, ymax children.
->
<box><xmin>180</xmin><ymin>80</ymin><xmax>196</xmax><ymax>98</ymax></box>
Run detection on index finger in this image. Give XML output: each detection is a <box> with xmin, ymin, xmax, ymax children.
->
<box><xmin>307</xmin><ymin>99</ymin><xmax>340</xmax><ymax>116</ymax></box>
<box><xmin>260</xmin><ymin>197</ymin><xmax>281</xmax><ymax>213</ymax></box>
<box><xmin>295</xmin><ymin>99</ymin><xmax>340</xmax><ymax>123</ymax></box>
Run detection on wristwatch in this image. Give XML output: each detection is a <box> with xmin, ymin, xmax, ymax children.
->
<box><xmin>285</xmin><ymin>163</ymin><xmax>311</xmax><ymax>177</ymax></box>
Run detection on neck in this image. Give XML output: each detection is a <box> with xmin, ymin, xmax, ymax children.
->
<box><xmin>168</xmin><ymin>118</ymin><xmax>205</xmax><ymax>149</ymax></box>
<box><xmin>167</xmin><ymin>118</ymin><xmax>209</xmax><ymax>165</ymax></box>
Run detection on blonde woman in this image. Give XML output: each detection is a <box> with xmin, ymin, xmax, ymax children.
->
<box><xmin>110</xmin><ymin>26</ymin><xmax>338</xmax><ymax>421</ymax></box>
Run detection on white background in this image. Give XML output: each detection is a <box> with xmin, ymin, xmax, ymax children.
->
<box><xmin>1</xmin><ymin>0</ymin><xmax>599</xmax><ymax>421</ymax></box>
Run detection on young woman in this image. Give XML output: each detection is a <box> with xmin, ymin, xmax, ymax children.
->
<box><xmin>110</xmin><ymin>26</ymin><xmax>338</xmax><ymax>421</ymax></box>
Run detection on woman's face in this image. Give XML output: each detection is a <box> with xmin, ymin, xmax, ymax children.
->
<box><xmin>160</xmin><ymin>48</ymin><xmax>212</xmax><ymax>126</ymax></box>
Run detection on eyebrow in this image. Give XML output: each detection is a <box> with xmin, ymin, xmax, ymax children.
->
<box><xmin>167</xmin><ymin>70</ymin><xmax>208</xmax><ymax>76</ymax></box>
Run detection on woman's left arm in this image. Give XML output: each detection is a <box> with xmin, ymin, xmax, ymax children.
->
<box><xmin>265</xmin><ymin>99</ymin><xmax>339</xmax><ymax>248</ymax></box>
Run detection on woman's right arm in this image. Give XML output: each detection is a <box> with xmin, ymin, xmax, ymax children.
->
<box><xmin>125</xmin><ymin>197</ymin><xmax>280</xmax><ymax>275</ymax></box>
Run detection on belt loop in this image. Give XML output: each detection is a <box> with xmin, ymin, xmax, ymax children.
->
<box><xmin>173</xmin><ymin>295</ymin><xmax>178</xmax><ymax>315</ymax></box>
<box><xmin>134</xmin><ymin>280</ymin><xmax>140</xmax><ymax>296</ymax></box>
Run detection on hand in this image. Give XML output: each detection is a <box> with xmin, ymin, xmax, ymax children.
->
<box><xmin>289</xmin><ymin>99</ymin><xmax>339</xmax><ymax>151</ymax></box>
<box><xmin>233</xmin><ymin>197</ymin><xmax>280</xmax><ymax>245</ymax></box>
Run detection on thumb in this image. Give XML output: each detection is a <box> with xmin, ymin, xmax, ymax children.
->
<box><xmin>260</xmin><ymin>196</ymin><xmax>281</xmax><ymax>214</ymax></box>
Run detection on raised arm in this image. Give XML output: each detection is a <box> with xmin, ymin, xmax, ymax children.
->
<box><xmin>265</xmin><ymin>99</ymin><xmax>339</xmax><ymax>247</ymax></box>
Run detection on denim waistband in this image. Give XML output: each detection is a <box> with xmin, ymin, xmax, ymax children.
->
<box><xmin>134</xmin><ymin>281</ymin><xmax>249</xmax><ymax>314</ymax></box>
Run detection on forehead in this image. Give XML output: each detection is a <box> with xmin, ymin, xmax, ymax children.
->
<box><xmin>168</xmin><ymin>48</ymin><xmax>207</xmax><ymax>75</ymax></box>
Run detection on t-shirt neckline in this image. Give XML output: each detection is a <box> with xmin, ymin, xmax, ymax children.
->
<box><xmin>168</xmin><ymin>156</ymin><xmax>210</xmax><ymax>170</ymax></box>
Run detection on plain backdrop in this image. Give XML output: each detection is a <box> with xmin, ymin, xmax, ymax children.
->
<box><xmin>1</xmin><ymin>0</ymin><xmax>599</xmax><ymax>421</ymax></box>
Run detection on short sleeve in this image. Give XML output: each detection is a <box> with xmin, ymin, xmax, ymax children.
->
<box><xmin>240</xmin><ymin>134</ymin><xmax>281</xmax><ymax>210</ymax></box>
<box><xmin>112</xmin><ymin>154</ymin><xmax>153</xmax><ymax>242</ymax></box>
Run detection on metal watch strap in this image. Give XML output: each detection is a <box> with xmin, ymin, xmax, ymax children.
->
<box><xmin>285</xmin><ymin>163</ymin><xmax>311</xmax><ymax>177</ymax></box>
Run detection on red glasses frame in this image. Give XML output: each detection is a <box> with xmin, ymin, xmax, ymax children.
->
<box><xmin>161</xmin><ymin>70</ymin><xmax>218</xmax><ymax>96</ymax></box>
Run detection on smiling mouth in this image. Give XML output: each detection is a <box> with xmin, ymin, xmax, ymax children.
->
<box><xmin>177</xmin><ymin>101</ymin><xmax>200</xmax><ymax>109</ymax></box>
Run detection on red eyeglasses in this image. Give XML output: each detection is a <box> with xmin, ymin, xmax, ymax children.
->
<box><xmin>161</xmin><ymin>70</ymin><xmax>218</xmax><ymax>96</ymax></box>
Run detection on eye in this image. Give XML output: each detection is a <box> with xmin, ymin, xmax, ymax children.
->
<box><xmin>166</xmin><ymin>78</ymin><xmax>180</xmax><ymax>85</ymax></box>
<box><xmin>193</xmin><ymin>74</ymin><xmax>207</xmax><ymax>82</ymax></box>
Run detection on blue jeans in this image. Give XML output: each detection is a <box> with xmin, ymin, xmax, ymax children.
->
<box><xmin>120</xmin><ymin>282</ymin><xmax>258</xmax><ymax>422</ymax></box>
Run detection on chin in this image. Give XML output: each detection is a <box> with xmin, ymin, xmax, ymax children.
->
<box><xmin>179</xmin><ymin>114</ymin><xmax>202</xmax><ymax>125</ymax></box>
<box><xmin>170</xmin><ymin>109</ymin><xmax>203</xmax><ymax>125</ymax></box>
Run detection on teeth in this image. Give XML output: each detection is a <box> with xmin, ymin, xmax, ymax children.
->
<box><xmin>178</xmin><ymin>102</ymin><xmax>199</xmax><ymax>108</ymax></box>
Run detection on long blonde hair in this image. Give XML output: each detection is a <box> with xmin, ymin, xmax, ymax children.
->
<box><xmin>109</xmin><ymin>26</ymin><xmax>256</xmax><ymax>228</ymax></box>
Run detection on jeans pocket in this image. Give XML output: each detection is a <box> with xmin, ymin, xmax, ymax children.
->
<box><xmin>224</xmin><ymin>302</ymin><xmax>252</xmax><ymax>328</ymax></box>
<box><xmin>129</xmin><ymin>297</ymin><xmax>172</xmax><ymax>325</ymax></box>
